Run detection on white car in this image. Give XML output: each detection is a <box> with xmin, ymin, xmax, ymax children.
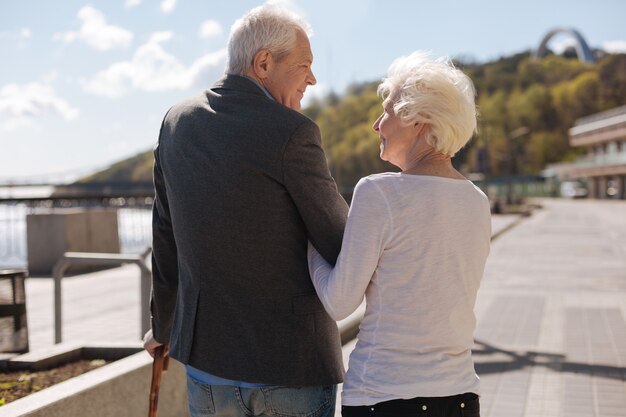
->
<box><xmin>560</xmin><ymin>181</ymin><xmax>588</xmax><ymax>198</ymax></box>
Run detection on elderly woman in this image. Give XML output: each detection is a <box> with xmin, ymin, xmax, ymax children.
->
<box><xmin>308</xmin><ymin>52</ymin><xmax>491</xmax><ymax>417</ymax></box>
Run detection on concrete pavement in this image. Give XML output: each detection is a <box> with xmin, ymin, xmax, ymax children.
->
<box><xmin>13</xmin><ymin>198</ymin><xmax>626</xmax><ymax>416</ymax></box>
<box><xmin>473</xmin><ymin>198</ymin><xmax>626</xmax><ymax>417</ymax></box>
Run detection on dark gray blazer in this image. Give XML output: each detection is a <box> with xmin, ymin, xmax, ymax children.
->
<box><xmin>150</xmin><ymin>74</ymin><xmax>349</xmax><ymax>386</ymax></box>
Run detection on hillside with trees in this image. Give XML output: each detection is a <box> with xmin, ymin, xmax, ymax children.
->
<box><xmin>84</xmin><ymin>52</ymin><xmax>626</xmax><ymax>192</ymax></box>
<box><xmin>78</xmin><ymin>150</ymin><xmax>153</xmax><ymax>184</ymax></box>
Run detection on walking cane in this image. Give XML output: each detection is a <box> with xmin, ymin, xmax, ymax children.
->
<box><xmin>149</xmin><ymin>344</ymin><xmax>170</xmax><ymax>417</ymax></box>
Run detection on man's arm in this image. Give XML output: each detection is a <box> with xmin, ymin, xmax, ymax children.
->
<box><xmin>148</xmin><ymin>120</ymin><xmax>179</xmax><ymax>346</ymax></box>
<box><xmin>283</xmin><ymin>121</ymin><xmax>348</xmax><ymax>265</ymax></box>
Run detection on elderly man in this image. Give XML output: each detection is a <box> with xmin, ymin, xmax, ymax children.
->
<box><xmin>143</xmin><ymin>4</ymin><xmax>348</xmax><ymax>417</ymax></box>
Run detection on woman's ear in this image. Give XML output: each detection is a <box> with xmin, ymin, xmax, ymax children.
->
<box><xmin>251</xmin><ymin>49</ymin><xmax>273</xmax><ymax>80</ymax></box>
<box><xmin>414</xmin><ymin>122</ymin><xmax>429</xmax><ymax>137</ymax></box>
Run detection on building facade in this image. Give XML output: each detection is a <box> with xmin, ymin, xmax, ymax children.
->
<box><xmin>549</xmin><ymin>105</ymin><xmax>626</xmax><ymax>199</ymax></box>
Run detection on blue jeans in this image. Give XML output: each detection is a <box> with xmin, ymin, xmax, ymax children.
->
<box><xmin>187</xmin><ymin>375</ymin><xmax>337</xmax><ymax>417</ymax></box>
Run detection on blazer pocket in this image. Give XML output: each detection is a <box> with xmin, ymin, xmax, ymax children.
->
<box><xmin>292</xmin><ymin>293</ymin><xmax>324</xmax><ymax>315</ymax></box>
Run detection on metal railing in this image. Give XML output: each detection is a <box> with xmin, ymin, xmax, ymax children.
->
<box><xmin>570</xmin><ymin>152</ymin><xmax>626</xmax><ymax>168</ymax></box>
<box><xmin>51</xmin><ymin>248</ymin><xmax>152</xmax><ymax>344</ymax></box>
<box><xmin>0</xmin><ymin>196</ymin><xmax>153</xmax><ymax>269</ymax></box>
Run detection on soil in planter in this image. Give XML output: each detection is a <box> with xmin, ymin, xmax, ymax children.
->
<box><xmin>0</xmin><ymin>359</ymin><xmax>109</xmax><ymax>406</ymax></box>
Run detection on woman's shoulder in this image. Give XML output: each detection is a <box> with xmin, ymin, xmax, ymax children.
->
<box><xmin>350</xmin><ymin>173</ymin><xmax>404</xmax><ymax>205</ymax></box>
<box><xmin>358</xmin><ymin>172</ymin><xmax>401</xmax><ymax>186</ymax></box>
<box><xmin>354</xmin><ymin>172</ymin><xmax>400</xmax><ymax>193</ymax></box>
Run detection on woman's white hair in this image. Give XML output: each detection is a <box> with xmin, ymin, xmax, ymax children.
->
<box><xmin>226</xmin><ymin>4</ymin><xmax>313</xmax><ymax>75</ymax></box>
<box><xmin>378</xmin><ymin>51</ymin><xmax>478</xmax><ymax>157</ymax></box>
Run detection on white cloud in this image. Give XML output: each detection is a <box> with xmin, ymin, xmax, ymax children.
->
<box><xmin>199</xmin><ymin>20</ymin><xmax>223</xmax><ymax>39</ymax></box>
<box><xmin>54</xmin><ymin>6</ymin><xmax>133</xmax><ymax>51</ymax></box>
<box><xmin>20</xmin><ymin>28</ymin><xmax>32</xmax><ymax>39</ymax></box>
<box><xmin>603</xmin><ymin>40</ymin><xmax>626</xmax><ymax>53</ymax></box>
<box><xmin>82</xmin><ymin>32</ymin><xmax>227</xmax><ymax>98</ymax></box>
<box><xmin>550</xmin><ymin>38</ymin><xmax>577</xmax><ymax>55</ymax></box>
<box><xmin>149</xmin><ymin>31</ymin><xmax>173</xmax><ymax>43</ymax></box>
<box><xmin>0</xmin><ymin>83</ymin><xmax>79</xmax><ymax>130</ymax></box>
<box><xmin>125</xmin><ymin>0</ymin><xmax>142</xmax><ymax>8</ymax></box>
<box><xmin>161</xmin><ymin>0</ymin><xmax>177</xmax><ymax>13</ymax></box>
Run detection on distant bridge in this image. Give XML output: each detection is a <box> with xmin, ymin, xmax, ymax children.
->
<box><xmin>0</xmin><ymin>180</ymin><xmax>152</xmax><ymax>189</ymax></box>
<box><xmin>0</xmin><ymin>181</ymin><xmax>154</xmax><ymax>201</ymax></box>
<box><xmin>0</xmin><ymin>182</ymin><xmax>65</xmax><ymax>187</ymax></box>
<box><xmin>534</xmin><ymin>27</ymin><xmax>594</xmax><ymax>63</ymax></box>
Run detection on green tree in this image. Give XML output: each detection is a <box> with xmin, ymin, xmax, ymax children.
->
<box><xmin>598</xmin><ymin>54</ymin><xmax>626</xmax><ymax>108</ymax></box>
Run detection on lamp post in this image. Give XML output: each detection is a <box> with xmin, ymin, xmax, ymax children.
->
<box><xmin>506</xmin><ymin>126</ymin><xmax>530</xmax><ymax>205</ymax></box>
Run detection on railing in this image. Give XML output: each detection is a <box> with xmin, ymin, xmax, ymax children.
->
<box><xmin>473</xmin><ymin>176</ymin><xmax>557</xmax><ymax>201</ymax></box>
<box><xmin>52</xmin><ymin>248</ymin><xmax>152</xmax><ymax>344</ymax></box>
<box><xmin>0</xmin><ymin>195</ymin><xmax>153</xmax><ymax>269</ymax></box>
<box><xmin>570</xmin><ymin>152</ymin><xmax>626</xmax><ymax>168</ymax></box>
<box><xmin>573</xmin><ymin>104</ymin><xmax>626</xmax><ymax>126</ymax></box>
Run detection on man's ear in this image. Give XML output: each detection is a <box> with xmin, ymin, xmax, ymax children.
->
<box><xmin>251</xmin><ymin>49</ymin><xmax>273</xmax><ymax>80</ymax></box>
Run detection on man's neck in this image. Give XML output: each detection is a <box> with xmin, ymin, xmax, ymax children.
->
<box><xmin>237</xmin><ymin>72</ymin><xmax>274</xmax><ymax>101</ymax></box>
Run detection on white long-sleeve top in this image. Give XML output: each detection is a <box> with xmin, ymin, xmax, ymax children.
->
<box><xmin>308</xmin><ymin>173</ymin><xmax>491</xmax><ymax>406</ymax></box>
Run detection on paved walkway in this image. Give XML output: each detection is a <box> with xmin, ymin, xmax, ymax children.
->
<box><xmin>13</xmin><ymin>199</ymin><xmax>626</xmax><ymax>416</ymax></box>
<box><xmin>473</xmin><ymin>199</ymin><xmax>626</xmax><ymax>417</ymax></box>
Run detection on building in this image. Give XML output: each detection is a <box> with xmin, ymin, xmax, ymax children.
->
<box><xmin>565</xmin><ymin>105</ymin><xmax>626</xmax><ymax>199</ymax></box>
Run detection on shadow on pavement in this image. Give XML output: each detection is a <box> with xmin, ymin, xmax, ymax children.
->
<box><xmin>473</xmin><ymin>339</ymin><xmax>626</xmax><ymax>381</ymax></box>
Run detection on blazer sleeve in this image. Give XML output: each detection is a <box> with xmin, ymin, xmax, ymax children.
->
<box><xmin>283</xmin><ymin>121</ymin><xmax>349</xmax><ymax>266</ymax></box>
<box><xmin>150</xmin><ymin>115</ymin><xmax>179</xmax><ymax>344</ymax></box>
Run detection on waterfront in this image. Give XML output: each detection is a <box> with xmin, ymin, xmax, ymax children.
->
<box><xmin>9</xmin><ymin>198</ymin><xmax>626</xmax><ymax>417</ymax></box>
<box><xmin>0</xmin><ymin>205</ymin><xmax>152</xmax><ymax>269</ymax></box>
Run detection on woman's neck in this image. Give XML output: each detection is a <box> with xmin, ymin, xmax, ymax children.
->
<box><xmin>401</xmin><ymin>155</ymin><xmax>465</xmax><ymax>180</ymax></box>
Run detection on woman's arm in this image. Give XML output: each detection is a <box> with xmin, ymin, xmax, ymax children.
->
<box><xmin>308</xmin><ymin>177</ymin><xmax>392</xmax><ymax>320</ymax></box>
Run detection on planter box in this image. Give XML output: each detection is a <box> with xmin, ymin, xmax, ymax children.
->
<box><xmin>26</xmin><ymin>209</ymin><xmax>120</xmax><ymax>276</ymax></box>
<box><xmin>1</xmin><ymin>343</ymin><xmax>188</xmax><ymax>417</ymax></box>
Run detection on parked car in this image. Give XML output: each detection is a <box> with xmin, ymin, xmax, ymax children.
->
<box><xmin>559</xmin><ymin>181</ymin><xmax>588</xmax><ymax>198</ymax></box>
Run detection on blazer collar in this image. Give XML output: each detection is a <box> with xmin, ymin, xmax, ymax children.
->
<box><xmin>212</xmin><ymin>74</ymin><xmax>269</xmax><ymax>98</ymax></box>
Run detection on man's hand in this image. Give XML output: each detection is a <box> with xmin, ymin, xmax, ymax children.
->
<box><xmin>143</xmin><ymin>329</ymin><xmax>168</xmax><ymax>358</ymax></box>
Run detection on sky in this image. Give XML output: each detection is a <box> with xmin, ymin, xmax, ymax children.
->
<box><xmin>1</xmin><ymin>0</ymin><xmax>625</xmax><ymax>182</ymax></box>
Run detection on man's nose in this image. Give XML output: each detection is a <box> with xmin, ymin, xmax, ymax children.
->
<box><xmin>308</xmin><ymin>69</ymin><xmax>317</xmax><ymax>86</ymax></box>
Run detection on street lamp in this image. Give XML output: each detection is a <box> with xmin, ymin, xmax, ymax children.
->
<box><xmin>506</xmin><ymin>126</ymin><xmax>530</xmax><ymax>205</ymax></box>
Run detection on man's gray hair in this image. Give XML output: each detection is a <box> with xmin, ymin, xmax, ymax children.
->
<box><xmin>226</xmin><ymin>4</ymin><xmax>313</xmax><ymax>75</ymax></box>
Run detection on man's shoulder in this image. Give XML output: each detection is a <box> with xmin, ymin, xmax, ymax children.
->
<box><xmin>212</xmin><ymin>74</ymin><xmax>316</xmax><ymax>129</ymax></box>
<box><xmin>260</xmin><ymin>99</ymin><xmax>317</xmax><ymax>129</ymax></box>
<box><xmin>163</xmin><ymin>85</ymin><xmax>318</xmax><ymax>139</ymax></box>
<box><xmin>165</xmin><ymin>92</ymin><xmax>209</xmax><ymax>120</ymax></box>
<box><xmin>238</xmin><ymin>98</ymin><xmax>319</xmax><ymax>142</ymax></box>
